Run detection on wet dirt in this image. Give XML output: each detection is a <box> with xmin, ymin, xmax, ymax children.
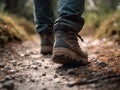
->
<box><xmin>0</xmin><ymin>35</ymin><xmax>120</xmax><ymax>90</ymax></box>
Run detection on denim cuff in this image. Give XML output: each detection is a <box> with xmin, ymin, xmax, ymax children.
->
<box><xmin>54</xmin><ymin>24</ymin><xmax>75</xmax><ymax>32</ymax></box>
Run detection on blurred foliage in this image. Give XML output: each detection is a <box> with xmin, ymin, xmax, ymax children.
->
<box><xmin>95</xmin><ymin>10</ymin><xmax>120</xmax><ymax>42</ymax></box>
<box><xmin>0</xmin><ymin>0</ymin><xmax>33</xmax><ymax>20</ymax></box>
<box><xmin>81</xmin><ymin>0</ymin><xmax>120</xmax><ymax>43</ymax></box>
<box><xmin>0</xmin><ymin>14</ymin><xmax>30</xmax><ymax>44</ymax></box>
<box><xmin>85</xmin><ymin>0</ymin><xmax>120</xmax><ymax>12</ymax></box>
<box><xmin>0</xmin><ymin>0</ymin><xmax>120</xmax><ymax>44</ymax></box>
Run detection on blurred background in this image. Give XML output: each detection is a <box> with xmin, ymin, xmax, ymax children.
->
<box><xmin>0</xmin><ymin>0</ymin><xmax>120</xmax><ymax>44</ymax></box>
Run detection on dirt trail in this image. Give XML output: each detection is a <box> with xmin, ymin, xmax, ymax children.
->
<box><xmin>0</xmin><ymin>35</ymin><xmax>120</xmax><ymax>90</ymax></box>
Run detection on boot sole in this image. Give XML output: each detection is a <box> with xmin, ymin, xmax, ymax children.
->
<box><xmin>41</xmin><ymin>46</ymin><xmax>53</xmax><ymax>55</ymax></box>
<box><xmin>52</xmin><ymin>47</ymin><xmax>88</xmax><ymax>65</ymax></box>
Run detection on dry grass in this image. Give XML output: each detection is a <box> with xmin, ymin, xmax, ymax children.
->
<box><xmin>0</xmin><ymin>14</ymin><xmax>31</xmax><ymax>44</ymax></box>
<box><xmin>95</xmin><ymin>11</ymin><xmax>120</xmax><ymax>42</ymax></box>
<box><xmin>81</xmin><ymin>10</ymin><xmax>120</xmax><ymax>43</ymax></box>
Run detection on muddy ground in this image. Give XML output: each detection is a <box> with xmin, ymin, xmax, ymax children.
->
<box><xmin>0</xmin><ymin>35</ymin><xmax>120</xmax><ymax>90</ymax></box>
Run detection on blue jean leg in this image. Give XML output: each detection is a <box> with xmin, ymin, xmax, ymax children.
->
<box><xmin>54</xmin><ymin>0</ymin><xmax>85</xmax><ymax>33</ymax></box>
<box><xmin>33</xmin><ymin>0</ymin><xmax>55</xmax><ymax>33</ymax></box>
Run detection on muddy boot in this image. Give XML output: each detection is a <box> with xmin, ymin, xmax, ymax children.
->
<box><xmin>39</xmin><ymin>30</ymin><xmax>54</xmax><ymax>55</ymax></box>
<box><xmin>52</xmin><ymin>30</ymin><xmax>88</xmax><ymax>65</ymax></box>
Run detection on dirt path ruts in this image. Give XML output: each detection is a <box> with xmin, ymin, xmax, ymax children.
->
<box><xmin>0</xmin><ymin>35</ymin><xmax>120</xmax><ymax>90</ymax></box>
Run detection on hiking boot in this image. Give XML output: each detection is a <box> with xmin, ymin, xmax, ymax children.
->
<box><xmin>39</xmin><ymin>30</ymin><xmax>54</xmax><ymax>55</ymax></box>
<box><xmin>52</xmin><ymin>30</ymin><xmax>88</xmax><ymax>65</ymax></box>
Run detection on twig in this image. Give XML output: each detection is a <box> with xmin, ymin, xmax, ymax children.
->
<box><xmin>67</xmin><ymin>74</ymin><xmax>120</xmax><ymax>87</ymax></box>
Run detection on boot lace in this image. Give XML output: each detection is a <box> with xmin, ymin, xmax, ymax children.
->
<box><xmin>77</xmin><ymin>34</ymin><xmax>84</xmax><ymax>42</ymax></box>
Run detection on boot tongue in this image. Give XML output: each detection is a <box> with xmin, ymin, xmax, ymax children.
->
<box><xmin>67</xmin><ymin>30</ymin><xmax>84</xmax><ymax>42</ymax></box>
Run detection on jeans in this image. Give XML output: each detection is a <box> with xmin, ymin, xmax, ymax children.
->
<box><xmin>33</xmin><ymin>0</ymin><xmax>85</xmax><ymax>33</ymax></box>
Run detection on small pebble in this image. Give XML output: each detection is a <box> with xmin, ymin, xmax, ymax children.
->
<box><xmin>0</xmin><ymin>79</ymin><xmax>5</xmax><ymax>83</ymax></box>
<box><xmin>17</xmin><ymin>62</ymin><xmax>22</xmax><ymax>66</ymax></box>
<box><xmin>30</xmin><ymin>79</ymin><xmax>35</xmax><ymax>82</ymax></box>
<box><xmin>67</xmin><ymin>69</ymin><xmax>75</xmax><ymax>75</ymax></box>
<box><xmin>0</xmin><ymin>63</ymin><xmax>5</xmax><ymax>68</ymax></box>
<box><xmin>42</xmin><ymin>72</ymin><xmax>46</xmax><ymax>76</ymax></box>
<box><xmin>44</xmin><ymin>66</ymin><xmax>49</xmax><ymax>69</ymax></box>
<box><xmin>32</xmin><ymin>62</ymin><xmax>40</xmax><ymax>65</ymax></box>
<box><xmin>42</xmin><ymin>88</ymin><xmax>47</xmax><ymax>90</ymax></box>
<box><xmin>42</xmin><ymin>60</ymin><xmax>45</xmax><ymax>62</ymax></box>
<box><xmin>54</xmin><ymin>75</ymin><xmax>58</xmax><ymax>78</ymax></box>
<box><xmin>11</xmin><ymin>61</ymin><xmax>17</xmax><ymax>66</ymax></box>
<box><xmin>33</xmin><ymin>66</ymin><xmax>39</xmax><ymax>70</ymax></box>
<box><xmin>4</xmin><ymin>66</ymin><xmax>11</xmax><ymax>71</ymax></box>
<box><xmin>3</xmin><ymin>80</ymin><xmax>14</xmax><ymax>90</ymax></box>
<box><xmin>9</xmin><ymin>70</ymin><xmax>16</xmax><ymax>74</ymax></box>
<box><xmin>5</xmin><ymin>75</ymin><xmax>12</xmax><ymax>81</ymax></box>
<box><xmin>19</xmin><ymin>79</ymin><xmax>24</xmax><ymax>83</ymax></box>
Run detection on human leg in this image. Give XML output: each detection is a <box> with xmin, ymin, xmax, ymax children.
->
<box><xmin>52</xmin><ymin>0</ymin><xmax>88</xmax><ymax>65</ymax></box>
<box><xmin>33</xmin><ymin>0</ymin><xmax>55</xmax><ymax>54</ymax></box>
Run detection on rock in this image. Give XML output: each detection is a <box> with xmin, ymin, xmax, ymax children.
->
<box><xmin>67</xmin><ymin>69</ymin><xmax>75</xmax><ymax>75</ymax></box>
<box><xmin>54</xmin><ymin>75</ymin><xmax>58</xmax><ymax>78</ymax></box>
<box><xmin>15</xmin><ymin>77</ymin><xmax>25</xmax><ymax>83</ymax></box>
<box><xmin>4</xmin><ymin>66</ymin><xmax>11</xmax><ymax>71</ymax></box>
<box><xmin>17</xmin><ymin>62</ymin><xmax>22</xmax><ymax>66</ymax></box>
<box><xmin>42</xmin><ymin>88</ymin><xmax>47</xmax><ymax>90</ymax></box>
<box><xmin>10</xmin><ymin>61</ymin><xmax>17</xmax><ymax>66</ymax></box>
<box><xmin>42</xmin><ymin>72</ymin><xmax>46</xmax><ymax>76</ymax></box>
<box><xmin>42</xmin><ymin>60</ymin><xmax>45</xmax><ymax>62</ymax></box>
<box><xmin>5</xmin><ymin>75</ymin><xmax>12</xmax><ymax>81</ymax></box>
<box><xmin>0</xmin><ymin>79</ymin><xmax>5</xmax><ymax>83</ymax></box>
<box><xmin>48</xmin><ymin>78</ymin><xmax>53</xmax><ymax>81</ymax></box>
<box><xmin>3</xmin><ymin>80</ymin><xmax>14</xmax><ymax>90</ymax></box>
<box><xmin>32</xmin><ymin>66</ymin><xmax>39</xmax><ymax>70</ymax></box>
<box><xmin>0</xmin><ymin>63</ymin><xmax>5</xmax><ymax>68</ymax></box>
<box><xmin>20</xmin><ymin>53</ymin><xmax>25</xmax><ymax>57</ymax></box>
<box><xmin>31</xmin><ymin>55</ymin><xmax>40</xmax><ymax>58</ymax></box>
<box><xmin>89</xmin><ymin>54</ymin><xmax>97</xmax><ymax>62</ymax></box>
<box><xmin>44</xmin><ymin>66</ymin><xmax>49</xmax><ymax>69</ymax></box>
<box><xmin>20</xmin><ymin>53</ymin><xmax>30</xmax><ymax>57</ymax></box>
<box><xmin>30</xmin><ymin>78</ymin><xmax>35</xmax><ymax>82</ymax></box>
<box><xmin>9</xmin><ymin>70</ymin><xmax>16</xmax><ymax>74</ymax></box>
<box><xmin>54</xmin><ymin>78</ymin><xmax>60</xmax><ymax>83</ymax></box>
<box><xmin>32</xmin><ymin>62</ymin><xmax>40</xmax><ymax>65</ymax></box>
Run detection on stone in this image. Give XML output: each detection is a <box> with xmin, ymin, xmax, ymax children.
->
<box><xmin>4</xmin><ymin>66</ymin><xmax>11</xmax><ymax>71</ymax></box>
<box><xmin>42</xmin><ymin>88</ymin><xmax>47</xmax><ymax>90</ymax></box>
<box><xmin>0</xmin><ymin>63</ymin><xmax>5</xmax><ymax>68</ymax></box>
<box><xmin>3</xmin><ymin>80</ymin><xmax>14</xmax><ymax>90</ymax></box>
<box><xmin>42</xmin><ymin>72</ymin><xmax>46</xmax><ymax>76</ymax></box>
<box><xmin>30</xmin><ymin>78</ymin><xmax>35</xmax><ymax>82</ymax></box>
<box><xmin>17</xmin><ymin>62</ymin><xmax>22</xmax><ymax>66</ymax></box>
<box><xmin>10</xmin><ymin>61</ymin><xmax>17</xmax><ymax>66</ymax></box>
<box><xmin>54</xmin><ymin>75</ymin><xmax>58</xmax><ymax>78</ymax></box>
<box><xmin>32</xmin><ymin>66</ymin><xmax>39</xmax><ymax>70</ymax></box>
<box><xmin>9</xmin><ymin>70</ymin><xmax>16</xmax><ymax>74</ymax></box>
<box><xmin>5</xmin><ymin>75</ymin><xmax>12</xmax><ymax>81</ymax></box>
<box><xmin>32</xmin><ymin>62</ymin><xmax>40</xmax><ymax>65</ymax></box>
<box><xmin>67</xmin><ymin>69</ymin><xmax>75</xmax><ymax>75</ymax></box>
<box><xmin>44</xmin><ymin>66</ymin><xmax>49</xmax><ymax>69</ymax></box>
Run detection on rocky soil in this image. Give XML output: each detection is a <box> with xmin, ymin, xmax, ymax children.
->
<box><xmin>0</xmin><ymin>35</ymin><xmax>120</xmax><ymax>90</ymax></box>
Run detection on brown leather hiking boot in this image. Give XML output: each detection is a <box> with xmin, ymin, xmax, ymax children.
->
<box><xmin>52</xmin><ymin>30</ymin><xmax>88</xmax><ymax>65</ymax></box>
<box><xmin>39</xmin><ymin>30</ymin><xmax>54</xmax><ymax>55</ymax></box>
